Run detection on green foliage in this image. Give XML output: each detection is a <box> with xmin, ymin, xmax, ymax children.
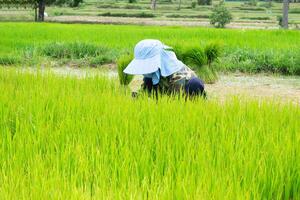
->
<box><xmin>243</xmin><ymin>0</ymin><xmax>257</xmax><ymax>6</ymax></box>
<box><xmin>204</xmin><ymin>42</ymin><xmax>222</xmax><ymax>66</ymax></box>
<box><xmin>0</xmin><ymin>68</ymin><xmax>300</xmax><ymax>199</ymax></box>
<box><xmin>117</xmin><ymin>54</ymin><xmax>133</xmax><ymax>85</ymax></box>
<box><xmin>0</xmin><ymin>55</ymin><xmax>21</xmax><ymax>65</ymax></box>
<box><xmin>220</xmin><ymin>49</ymin><xmax>300</xmax><ymax>75</ymax></box>
<box><xmin>41</xmin><ymin>42</ymin><xmax>110</xmax><ymax>59</ymax></box>
<box><xmin>98</xmin><ymin>12</ymin><xmax>155</xmax><ymax>18</ymax></box>
<box><xmin>260</xmin><ymin>1</ymin><xmax>273</xmax><ymax>8</ymax></box>
<box><xmin>128</xmin><ymin>0</ymin><xmax>136</xmax><ymax>3</ymax></box>
<box><xmin>191</xmin><ymin>1</ymin><xmax>196</xmax><ymax>8</ymax></box>
<box><xmin>197</xmin><ymin>0</ymin><xmax>211</xmax><ymax>5</ymax></box>
<box><xmin>165</xmin><ymin>14</ymin><xmax>209</xmax><ymax>19</ymax></box>
<box><xmin>277</xmin><ymin>15</ymin><xmax>283</xmax><ymax>27</ymax></box>
<box><xmin>210</xmin><ymin>1</ymin><xmax>232</xmax><ymax>28</ymax></box>
<box><xmin>89</xmin><ymin>55</ymin><xmax>113</xmax><ymax>67</ymax></box>
<box><xmin>240</xmin><ymin>16</ymin><xmax>270</xmax><ymax>20</ymax></box>
<box><xmin>1</xmin><ymin>23</ymin><xmax>300</xmax><ymax>75</ymax></box>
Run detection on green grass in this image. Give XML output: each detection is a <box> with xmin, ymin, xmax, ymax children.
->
<box><xmin>1</xmin><ymin>22</ymin><xmax>300</xmax><ymax>75</ymax></box>
<box><xmin>0</xmin><ymin>68</ymin><xmax>299</xmax><ymax>199</ymax></box>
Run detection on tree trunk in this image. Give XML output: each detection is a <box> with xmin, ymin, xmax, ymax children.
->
<box><xmin>34</xmin><ymin>5</ymin><xmax>38</xmax><ymax>21</ymax></box>
<box><xmin>282</xmin><ymin>0</ymin><xmax>289</xmax><ymax>29</ymax></box>
<box><xmin>178</xmin><ymin>0</ymin><xmax>182</xmax><ymax>10</ymax></box>
<box><xmin>151</xmin><ymin>0</ymin><xmax>157</xmax><ymax>10</ymax></box>
<box><xmin>38</xmin><ymin>0</ymin><xmax>46</xmax><ymax>22</ymax></box>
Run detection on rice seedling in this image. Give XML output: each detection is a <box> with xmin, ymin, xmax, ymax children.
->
<box><xmin>117</xmin><ymin>54</ymin><xmax>134</xmax><ymax>85</ymax></box>
<box><xmin>1</xmin><ymin>23</ymin><xmax>300</xmax><ymax>75</ymax></box>
<box><xmin>0</xmin><ymin>68</ymin><xmax>299</xmax><ymax>199</ymax></box>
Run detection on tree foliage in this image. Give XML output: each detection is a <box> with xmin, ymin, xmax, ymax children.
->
<box><xmin>210</xmin><ymin>1</ymin><xmax>232</xmax><ymax>28</ymax></box>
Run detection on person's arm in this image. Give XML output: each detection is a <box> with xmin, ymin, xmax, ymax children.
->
<box><xmin>129</xmin><ymin>76</ymin><xmax>144</xmax><ymax>98</ymax></box>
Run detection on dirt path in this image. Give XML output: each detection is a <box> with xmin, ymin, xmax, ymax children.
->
<box><xmin>47</xmin><ymin>16</ymin><xmax>279</xmax><ymax>29</ymax></box>
<box><xmin>206</xmin><ymin>73</ymin><xmax>300</xmax><ymax>103</ymax></box>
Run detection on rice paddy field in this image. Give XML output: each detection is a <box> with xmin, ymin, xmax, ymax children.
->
<box><xmin>0</xmin><ymin>21</ymin><xmax>300</xmax><ymax>199</ymax></box>
<box><xmin>1</xmin><ymin>22</ymin><xmax>300</xmax><ymax>75</ymax></box>
<box><xmin>0</xmin><ymin>67</ymin><xmax>299</xmax><ymax>199</ymax></box>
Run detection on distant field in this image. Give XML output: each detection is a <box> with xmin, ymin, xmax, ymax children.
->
<box><xmin>1</xmin><ymin>22</ymin><xmax>300</xmax><ymax>75</ymax></box>
<box><xmin>0</xmin><ymin>1</ymin><xmax>300</xmax><ymax>28</ymax></box>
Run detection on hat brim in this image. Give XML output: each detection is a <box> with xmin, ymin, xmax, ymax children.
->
<box><xmin>123</xmin><ymin>54</ymin><xmax>160</xmax><ymax>75</ymax></box>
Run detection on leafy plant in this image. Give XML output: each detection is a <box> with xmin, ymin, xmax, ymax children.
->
<box><xmin>191</xmin><ymin>1</ymin><xmax>196</xmax><ymax>8</ymax></box>
<box><xmin>210</xmin><ymin>1</ymin><xmax>232</xmax><ymax>28</ymax></box>
<box><xmin>117</xmin><ymin>54</ymin><xmax>134</xmax><ymax>85</ymax></box>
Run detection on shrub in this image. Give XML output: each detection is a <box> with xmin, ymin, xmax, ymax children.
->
<box><xmin>191</xmin><ymin>1</ymin><xmax>197</xmax><ymax>8</ymax></box>
<box><xmin>117</xmin><ymin>55</ymin><xmax>134</xmax><ymax>85</ymax></box>
<box><xmin>128</xmin><ymin>0</ymin><xmax>137</xmax><ymax>3</ymax></box>
<box><xmin>210</xmin><ymin>1</ymin><xmax>232</xmax><ymax>28</ymax></box>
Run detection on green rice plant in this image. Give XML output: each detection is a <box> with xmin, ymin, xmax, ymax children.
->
<box><xmin>0</xmin><ymin>55</ymin><xmax>21</xmax><ymax>65</ymax></box>
<box><xmin>41</xmin><ymin>42</ymin><xmax>110</xmax><ymax>59</ymax></box>
<box><xmin>89</xmin><ymin>55</ymin><xmax>113</xmax><ymax>67</ymax></box>
<box><xmin>1</xmin><ymin>23</ymin><xmax>300</xmax><ymax>75</ymax></box>
<box><xmin>204</xmin><ymin>42</ymin><xmax>222</xmax><ymax>67</ymax></box>
<box><xmin>117</xmin><ymin>54</ymin><xmax>134</xmax><ymax>85</ymax></box>
<box><xmin>0</xmin><ymin>68</ymin><xmax>299</xmax><ymax>199</ymax></box>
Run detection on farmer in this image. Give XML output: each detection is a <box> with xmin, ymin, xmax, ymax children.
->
<box><xmin>123</xmin><ymin>39</ymin><xmax>206</xmax><ymax>99</ymax></box>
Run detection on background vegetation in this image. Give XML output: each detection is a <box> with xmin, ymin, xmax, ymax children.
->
<box><xmin>1</xmin><ymin>0</ymin><xmax>300</xmax><ymax>28</ymax></box>
<box><xmin>1</xmin><ymin>22</ymin><xmax>300</xmax><ymax>75</ymax></box>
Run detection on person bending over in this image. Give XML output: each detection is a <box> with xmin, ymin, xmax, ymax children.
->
<box><xmin>123</xmin><ymin>39</ymin><xmax>206</xmax><ymax>99</ymax></box>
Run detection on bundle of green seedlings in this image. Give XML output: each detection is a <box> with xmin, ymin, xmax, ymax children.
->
<box><xmin>0</xmin><ymin>68</ymin><xmax>299</xmax><ymax>199</ymax></box>
<box><xmin>117</xmin><ymin>42</ymin><xmax>222</xmax><ymax>86</ymax></box>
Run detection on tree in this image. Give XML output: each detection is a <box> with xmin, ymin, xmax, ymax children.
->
<box><xmin>0</xmin><ymin>0</ymin><xmax>82</xmax><ymax>21</ymax></box>
<box><xmin>282</xmin><ymin>0</ymin><xmax>289</xmax><ymax>29</ymax></box>
<box><xmin>210</xmin><ymin>1</ymin><xmax>232</xmax><ymax>28</ymax></box>
<box><xmin>150</xmin><ymin>0</ymin><xmax>156</xmax><ymax>10</ymax></box>
<box><xmin>197</xmin><ymin>0</ymin><xmax>211</xmax><ymax>5</ymax></box>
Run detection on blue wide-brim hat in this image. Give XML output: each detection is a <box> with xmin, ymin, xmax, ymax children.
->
<box><xmin>123</xmin><ymin>39</ymin><xmax>184</xmax><ymax>77</ymax></box>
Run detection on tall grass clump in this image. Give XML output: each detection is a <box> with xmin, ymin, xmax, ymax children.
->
<box><xmin>0</xmin><ymin>68</ymin><xmax>299</xmax><ymax>199</ymax></box>
<box><xmin>220</xmin><ymin>49</ymin><xmax>300</xmax><ymax>75</ymax></box>
<box><xmin>41</xmin><ymin>42</ymin><xmax>110</xmax><ymax>59</ymax></box>
<box><xmin>40</xmin><ymin>42</ymin><xmax>118</xmax><ymax>66</ymax></box>
<box><xmin>117</xmin><ymin>54</ymin><xmax>134</xmax><ymax>85</ymax></box>
<box><xmin>0</xmin><ymin>55</ymin><xmax>21</xmax><ymax>65</ymax></box>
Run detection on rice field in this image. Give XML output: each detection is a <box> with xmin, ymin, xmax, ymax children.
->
<box><xmin>1</xmin><ymin>22</ymin><xmax>300</xmax><ymax>75</ymax></box>
<box><xmin>0</xmin><ymin>68</ymin><xmax>299</xmax><ymax>199</ymax></box>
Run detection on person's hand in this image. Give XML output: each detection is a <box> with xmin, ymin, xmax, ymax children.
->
<box><xmin>132</xmin><ymin>92</ymin><xmax>138</xmax><ymax>98</ymax></box>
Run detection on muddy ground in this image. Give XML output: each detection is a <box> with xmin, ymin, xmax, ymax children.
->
<box><xmin>42</xmin><ymin>67</ymin><xmax>300</xmax><ymax>104</ymax></box>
